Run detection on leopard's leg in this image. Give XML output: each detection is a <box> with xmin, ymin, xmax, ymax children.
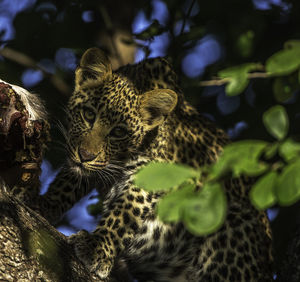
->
<box><xmin>69</xmin><ymin>229</ymin><xmax>121</xmax><ymax>280</ymax></box>
<box><xmin>69</xmin><ymin>185</ymin><xmax>154</xmax><ymax>280</ymax></box>
<box><xmin>34</xmin><ymin>167</ymin><xmax>92</xmax><ymax>224</ymax></box>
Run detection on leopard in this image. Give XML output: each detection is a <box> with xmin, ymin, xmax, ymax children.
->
<box><xmin>37</xmin><ymin>48</ymin><xmax>273</xmax><ymax>281</ymax></box>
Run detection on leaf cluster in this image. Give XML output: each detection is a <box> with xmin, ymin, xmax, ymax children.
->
<box><xmin>135</xmin><ymin>163</ymin><xmax>226</xmax><ymax>235</ymax></box>
<box><xmin>218</xmin><ymin>41</ymin><xmax>300</xmax><ymax>97</ymax></box>
<box><xmin>134</xmin><ymin>104</ymin><xmax>300</xmax><ymax>235</ymax></box>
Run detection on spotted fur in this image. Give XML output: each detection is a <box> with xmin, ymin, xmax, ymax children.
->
<box><xmin>39</xmin><ymin>48</ymin><xmax>273</xmax><ymax>281</ymax></box>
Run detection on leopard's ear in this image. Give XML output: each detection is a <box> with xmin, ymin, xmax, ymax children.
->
<box><xmin>140</xmin><ymin>89</ymin><xmax>178</xmax><ymax>130</ymax></box>
<box><xmin>75</xmin><ymin>48</ymin><xmax>112</xmax><ymax>90</ymax></box>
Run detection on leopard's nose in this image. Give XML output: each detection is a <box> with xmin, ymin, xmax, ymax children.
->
<box><xmin>78</xmin><ymin>148</ymin><xmax>96</xmax><ymax>162</ymax></box>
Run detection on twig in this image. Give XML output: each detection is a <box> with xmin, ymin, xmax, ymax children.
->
<box><xmin>0</xmin><ymin>47</ymin><xmax>71</xmax><ymax>96</ymax></box>
<box><xmin>199</xmin><ymin>72</ymin><xmax>270</xmax><ymax>87</ymax></box>
<box><xmin>199</xmin><ymin>78</ymin><xmax>231</xmax><ymax>87</ymax></box>
<box><xmin>180</xmin><ymin>0</ymin><xmax>197</xmax><ymax>35</ymax></box>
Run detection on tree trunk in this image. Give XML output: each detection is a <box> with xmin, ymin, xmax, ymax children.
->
<box><xmin>0</xmin><ymin>80</ymin><xmax>129</xmax><ymax>282</ymax></box>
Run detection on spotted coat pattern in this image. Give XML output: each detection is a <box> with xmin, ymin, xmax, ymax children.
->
<box><xmin>39</xmin><ymin>48</ymin><xmax>273</xmax><ymax>281</ymax></box>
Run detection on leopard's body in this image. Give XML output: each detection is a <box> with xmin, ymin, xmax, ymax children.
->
<box><xmin>39</xmin><ymin>48</ymin><xmax>272</xmax><ymax>281</ymax></box>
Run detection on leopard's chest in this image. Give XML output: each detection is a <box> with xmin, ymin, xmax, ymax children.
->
<box><xmin>122</xmin><ymin>219</ymin><xmax>197</xmax><ymax>281</ymax></box>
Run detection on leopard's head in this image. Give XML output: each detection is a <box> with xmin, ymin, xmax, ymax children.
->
<box><xmin>66</xmin><ymin>48</ymin><xmax>177</xmax><ymax>176</ymax></box>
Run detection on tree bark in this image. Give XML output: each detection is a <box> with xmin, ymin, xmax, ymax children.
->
<box><xmin>0</xmin><ymin>80</ymin><xmax>129</xmax><ymax>282</ymax></box>
<box><xmin>0</xmin><ymin>184</ymin><xmax>97</xmax><ymax>282</ymax></box>
<box><xmin>0</xmin><ymin>80</ymin><xmax>97</xmax><ymax>281</ymax></box>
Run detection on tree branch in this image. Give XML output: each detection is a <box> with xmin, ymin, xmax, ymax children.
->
<box><xmin>0</xmin><ymin>47</ymin><xmax>71</xmax><ymax>96</ymax></box>
<box><xmin>199</xmin><ymin>72</ymin><xmax>270</xmax><ymax>87</ymax></box>
<box><xmin>99</xmin><ymin>5</ymin><xmax>124</xmax><ymax>67</ymax></box>
<box><xmin>180</xmin><ymin>0</ymin><xmax>197</xmax><ymax>35</ymax></box>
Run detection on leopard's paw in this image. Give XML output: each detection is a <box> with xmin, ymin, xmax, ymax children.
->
<box><xmin>68</xmin><ymin>230</ymin><xmax>113</xmax><ymax>280</ymax></box>
<box><xmin>68</xmin><ymin>230</ymin><xmax>95</xmax><ymax>268</ymax></box>
<box><xmin>68</xmin><ymin>229</ymin><xmax>91</xmax><ymax>246</ymax></box>
<box><xmin>91</xmin><ymin>259</ymin><xmax>114</xmax><ymax>280</ymax></box>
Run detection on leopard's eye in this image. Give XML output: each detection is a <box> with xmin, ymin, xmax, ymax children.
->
<box><xmin>109</xmin><ymin>125</ymin><xmax>128</xmax><ymax>139</ymax></box>
<box><xmin>83</xmin><ymin>107</ymin><xmax>96</xmax><ymax>123</ymax></box>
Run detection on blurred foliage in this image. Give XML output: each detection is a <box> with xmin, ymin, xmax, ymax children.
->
<box><xmin>135</xmin><ymin>104</ymin><xmax>300</xmax><ymax>236</ymax></box>
<box><xmin>217</xmin><ymin>63</ymin><xmax>263</xmax><ymax>96</ymax></box>
<box><xmin>135</xmin><ymin>164</ymin><xmax>226</xmax><ymax>235</ymax></box>
<box><xmin>134</xmin><ymin>162</ymin><xmax>199</xmax><ymax>191</ymax></box>
<box><xmin>1</xmin><ymin>0</ymin><xmax>300</xmax><ymax>269</ymax></box>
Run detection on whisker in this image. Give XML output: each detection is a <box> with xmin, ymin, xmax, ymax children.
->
<box><xmin>95</xmin><ymin>171</ymin><xmax>108</xmax><ymax>190</ymax></box>
<box><xmin>102</xmin><ymin>169</ymin><xmax>114</xmax><ymax>187</ymax></box>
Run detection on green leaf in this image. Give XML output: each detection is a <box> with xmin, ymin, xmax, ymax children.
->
<box><xmin>134</xmin><ymin>162</ymin><xmax>199</xmax><ymax>191</ymax></box>
<box><xmin>263</xmin><ymin>105</ymin><xmax>289</xmax><ymax>140</ymax></box>
<box><xmin>87</xmin><ymin>200</ymin><xmax>103</xmax><ymax>216</ymax></box>
<box><xmin>279</xmin><ymin>139</ymin><xmax>300</xmax><ymax>162</ymax></box>
<box><xmin>266</xmin><ymin>47</ymin><xmax>300</xmax><ymax>76</ymax></box>
<box><xmin>250</xmin><ymin>171</ymin><xmax>277</xmax><ymax>210</ymax></box>
<box><xmin>273</xmin><ymin>77</ymin><xmax>296</xmax><ymax>103</ymax></box>
<box><xmin>182</xmin><ymin>182</ymin><xmax>226</xmax><ymax>235</ymax></box>
<box><xmin>236</xmin><ymin>30</ymin><xmax>255</xmax><ymax>58</ymax></box>
<box><xmin>218</xmin><ymin>63</ymin><xmax>262</xmax><ymax>96</ymax></box>
<box><xmin>284</xmin><ymin>40</ymin><xmax>300</xmax><ymax>50</ymax></box>
<box><xmin>224</xmin><ymin>73</ymin><xmax>249</xmax><ymax>96</ymax></box>
<box><xmin>157</xmin><ymin>183</ymin><xmax>195</xmax><ymax>222</ymax></box>
<box><xmin>264</xmin><ymin>142</ymin><xmax>279</xmax><ymax>159</ymax></box>
<box><xmin>209</xmin><ymin>140</ymin><xmax>269</xmax><ymax>179</ymax></box>
<box><xmin>275</xmin><ymin>160</ymin><xmax>300</xmax><ymax>206</ymax></box>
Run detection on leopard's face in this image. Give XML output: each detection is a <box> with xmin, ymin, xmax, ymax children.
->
<box><xmin>65</xmin><ymin>48</ymin><xmax>177</xmax><ymax>178</ymax></box>
<box><xmin>67</xmin><ymin>76</ymin><xmax>147</xmax><ymax>172</ymax></box>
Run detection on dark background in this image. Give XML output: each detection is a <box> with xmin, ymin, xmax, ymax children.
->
<box><xmin>1</xmin><ymin>0</ymin><xmax>300</xmax><ymax>278</ymax></box>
